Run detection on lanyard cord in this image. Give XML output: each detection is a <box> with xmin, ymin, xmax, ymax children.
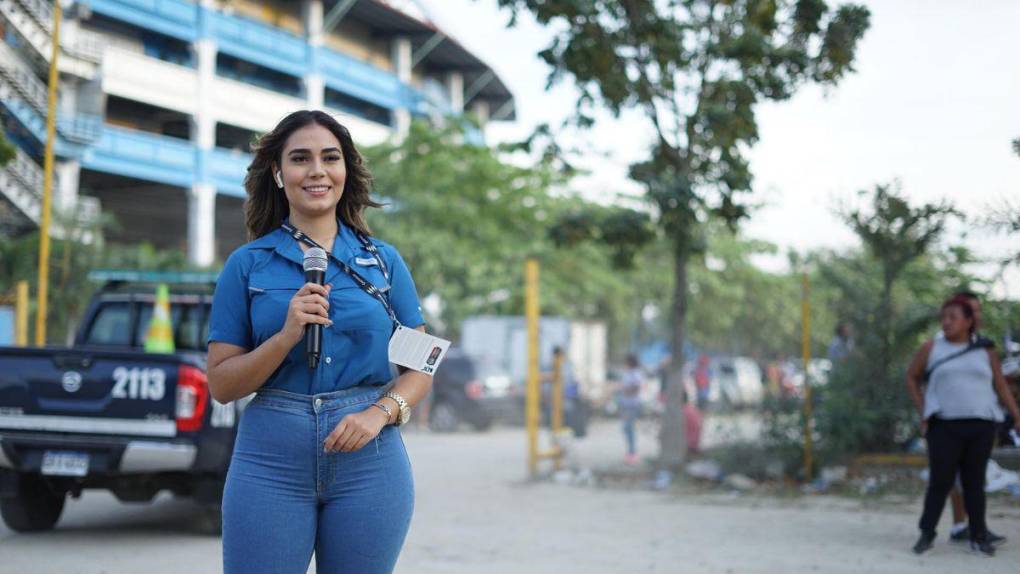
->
<box><xmin>280</xmin><ymin>221</ymin><xmax>399</xmax><ymax>329</ymax></box>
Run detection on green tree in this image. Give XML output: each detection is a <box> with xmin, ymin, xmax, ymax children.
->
<box><xmin>984</xmin><ymin>138</ymin><xmax>1020</xmax><ymax>263</ymax></box>
<box><xmin>814</xmin><ymin>183</ymin><xmax>960</xmax><ymax>454</ymax></box>
<box><xmin>495</xmin><ymin>0</ymin><xmax>870</xmax><ymax>468</ymax></box>
<box><xmin>363</xmin><ymin>121</ymin><xmax>565</xmax><ymax>336</ymax></box>
<box><xmin>0</xmin><ymin>208</ymin><xmax>194</xmax><ymax>344</ymax></box>
<box><xmin>364</xmin><ymin>120</ymin><xmax>666</xmax><ymax>355</ymax></box>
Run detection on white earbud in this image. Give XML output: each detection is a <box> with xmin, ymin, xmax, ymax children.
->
<box><xmin>274</xmin><ymin>171</ymin><xmax>283</xmax><ymax>188</ymax></box>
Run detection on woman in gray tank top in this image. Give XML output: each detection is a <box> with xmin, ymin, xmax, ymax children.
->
<box><xmin>906</xmin><ymin>296</ymin><xmax>1020</xmax><ymax>556</ymax></box>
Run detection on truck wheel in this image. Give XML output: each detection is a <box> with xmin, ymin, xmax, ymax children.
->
<box><xmin>196</xmin><ymin>506</ymin><xmax>222</xmax><ymax>536</ymax></box>
<box><xmin>0</xmin><ymin>475</ymin><xmax>65</xmax><ymax>532</ymax></box>
<box><xmin>429</xmin><ymin>402</ymin><xmax>460</xmax><ymax>433</ymax></box>
<box><xmin>469</xmin><ymin>414</ymin><xmax>492</xmax><ymax>432</ymax></box>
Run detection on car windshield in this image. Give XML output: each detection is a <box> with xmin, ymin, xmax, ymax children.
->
<box><xmin>83</xmin><ymin>301</ymin><xmax>208</xmax><ymax>351</ymax></box>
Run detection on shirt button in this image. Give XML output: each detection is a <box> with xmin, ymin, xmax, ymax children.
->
<box><xmin>325</xmin><ymin>357</ymin><xmax>332</xmax><ymax>364</ymax></box>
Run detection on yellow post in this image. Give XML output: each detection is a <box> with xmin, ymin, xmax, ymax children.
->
<box><xmin>35</xmin><ymin>1</ymin><xmax>62</xmax><ymax>347</ymax></box>
<box><xmin>551</xmin><ymin>351</ymin><xmax>564</xmax><ymax>471</ymax></box>
<box><xmin>15</xmin><ymin>281</ymin><xmax>29</xmax><ymax>347</ymax></box>
<box><xmin>801</xmin><ymin>272</ymin><xmax>813</xmax><ymax>482</ymax></box>
<box><xmin>525</xmin><ymin>259</ymin><xmax>540</xmax><ymax>477</ymax></box>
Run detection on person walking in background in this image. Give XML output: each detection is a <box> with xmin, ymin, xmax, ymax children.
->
<box><xmin>694</xmin><ymin>353</ymin><xmax>712</xmax><ymax>409</ymax></box>
<box><xmin>682</xmin><ymin>389</ymin><xmax>703</xmax><ymax>456</ymax></box>
<box><xmin>619</xmin><ymin>355</ymin><xmax>644</xmax><ymax>465</ymax></box>
<box><xmin>207</xmin><ymin>110</ymin><xmax>431</xmax><ymax>574</ymax></box>
<box><xmin>827</xmin><ymin>322</ymin><xmax>854</xmax><ymax>363</ymax></box>
<box><xmin>906</xmin><ymin>295</ymin><xmax>1020</xmax><ymax>556</ymax></box>
<box><xmin>543</xmin><ymin>346</ymin><xmax>589</xmax><ymax>438</ymax></box>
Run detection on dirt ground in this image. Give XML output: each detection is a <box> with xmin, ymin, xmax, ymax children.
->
<box><xmin>2</xmin><ymin>416</ymin><xmax>1018</xmax><ymax>573</ymax></box>
<box><xmin>398</xmin><ymin>417</ymin><xmax>1020</xmax><ymax>574</ymax></box>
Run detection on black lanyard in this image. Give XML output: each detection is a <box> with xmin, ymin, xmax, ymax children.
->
<box><xmin>280</xmin><ymin>221</ymin><xmax>399</xmax><ymax>329</ymax></box>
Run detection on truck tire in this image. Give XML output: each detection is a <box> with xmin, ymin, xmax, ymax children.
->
<box><xmin>0</xmin><ymin>474</ymin><xmax>65</xmax><ymax>532</ymax></box>
<box><xmin>469</xmin><ymin>414</ymin><xmax>492</xmax><ymax>432</ymax></box>
<box><xmin>196</xmin><ymin>506</ymin><xmax>222</xmax><ymax>536</ymax></box>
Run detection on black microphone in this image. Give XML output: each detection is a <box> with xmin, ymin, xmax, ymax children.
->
<box><xmin>303</xmin><ymin>247</ymin><xmax>328</xmax><ymax>369</ymax></box>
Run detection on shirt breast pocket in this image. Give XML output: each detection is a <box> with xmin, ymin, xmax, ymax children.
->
<box><xmin>248</xmin><ymin>284</ymin><xmax>298</xmax><ymax>344</ymax></box>
<box><xmin>329</xmin><ymin>282</ymin><xmax>391</xmax><ymax>332</ymax></box>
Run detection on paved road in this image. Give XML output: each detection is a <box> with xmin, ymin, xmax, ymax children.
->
<box><xmin>2</xmin><ymin>418</ymin><xmax>1018</xmax><ymax>573</ymax></box>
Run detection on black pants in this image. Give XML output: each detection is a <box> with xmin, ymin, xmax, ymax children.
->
<box><xmin>918</xmin><ymin>418</ymin><xmax>996</xmax><ymax>540</ymax></box>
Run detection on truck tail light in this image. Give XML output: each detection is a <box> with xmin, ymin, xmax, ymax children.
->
<box><xmin>176</xmin><ymin>365</ymin><xmax>209</xmax><ymax>433</ymax></box>
<box><xmin>465</xmin><ymin>379</ymin><xmax>484</xmax><ymax>400</ymax></box>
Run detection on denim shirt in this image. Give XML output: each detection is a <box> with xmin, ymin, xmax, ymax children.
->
<box><xmin>207</xmin><ymin>221</ymin><xmax>425</xmax><ymax>395</ymax></box>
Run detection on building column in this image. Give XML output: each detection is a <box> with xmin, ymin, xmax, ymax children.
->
<box><xmin>446</xmin><ymin>71</ymin><xmax>464</xmax><ymax>115</ymax></box>
<box><xmin>471</xmin><ymin>100</ymin><xmax>490</xmax><ymax>127</ymax></box>
<box><xmin>391</xmin><ymin>36</ymin><xmax>413</xmax><ymax>139</ymax></box>
<box><xmin>190</xmin><ymin>7</ymin><xmax>218</xmax><ymax>267</ymax></box>
<box><xmin>188</xmin><ymin>183</ymin><xmax>216</xmax><ymax>266</ymax></box>
<box><xmin>54</xmin><ymin>159</ymin><xmax>80</xmax><ymax>215</ymax></box>
<box><xmin>303</xmin><ymin>0</ymin><xmax>324</xmax><ymax>109</ymax></box>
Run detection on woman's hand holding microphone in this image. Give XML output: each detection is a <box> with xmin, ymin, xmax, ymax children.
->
<box><xmin>280</xmin><ymin>282</ymin><xmax>333</xmax><ymax>347</ymax></box>
<box><xmin>279</xmin><ymin>282</ymin><xmax>392</xmax><ymax>453</ymax></box>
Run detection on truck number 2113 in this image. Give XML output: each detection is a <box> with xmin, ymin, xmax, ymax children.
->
<box><xmin>111</xmin><ymin>367</ymin><xmax>166</xmax><ymax>401</ymax></box>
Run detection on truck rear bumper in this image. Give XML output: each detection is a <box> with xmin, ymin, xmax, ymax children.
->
<box><xmin>0</xmin><ymin>433</ymin><xmax>196</xmax><ymax>474</ymax></box>
<box><xmin>0</xmin><ymin>414</ymin><xmax>176</xmax><ymax>437</ymax></box>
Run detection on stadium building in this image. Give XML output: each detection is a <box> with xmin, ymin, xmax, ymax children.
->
<box><xmin>0</xmin><ymin>0</ymin><xmax>514</xmax><ymax>264</ymax></box>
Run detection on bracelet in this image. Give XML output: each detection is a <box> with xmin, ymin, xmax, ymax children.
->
<box><xmin>370</xmin><ymin>402</ymin><xmax>392</xmax><ymax>421</ymax></box>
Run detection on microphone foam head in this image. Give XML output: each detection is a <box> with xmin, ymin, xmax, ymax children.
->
<box><xmin>303</xmin><ymin>247</ymin><xmax>328</xmax><ymax>273</ymax></box>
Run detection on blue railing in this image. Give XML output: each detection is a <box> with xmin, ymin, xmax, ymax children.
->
<box><xmin>81</xmin><ymin>125</ymin><xmax>252</xmax><ymax>195</ymax></box>
<box><xmin>0</xmin><ymin>94</ymin><xmax>93</xmax><ymax>156</ymax></box>
<box><xmin>80</xmin><ymin>125</ymin><xmax>195</xmax><ymax>187</ymax></box>
<box><xmin>80</xmin><ymin>0</ymin><xmax>429</xmax><ymax>113</ymax></box>
<box><xmin>209</xmin><ymin>10</ymin><xmax>307</xmax><ymax>78</ymax></box>
<box><xmin>207</xmin><ymin>147</ymin><xmax>251</xmax><ymax>198</ymax></box>
<box><xmin>82</xmin><ymin>0</ymin><xmax>199</xmax><ymax>42</ymax></box>
<box><xmin>57</xmin><ymin>114</ymin><xmax>103</xmax><ymax>144</ymax></box>
<box><xmin>317</xmin><ymin>47</ymin><xmax>403</xmax><ymax>111</ymax></box>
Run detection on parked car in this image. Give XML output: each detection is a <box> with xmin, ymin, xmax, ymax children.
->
<box><xmin>428</xmin><ymin>350</ymin><xmax>497</xmax><ymax>433</ymax></box>
<box><xmin>714</xmin><ymin>357</ymin><xmax>765</xmax><ymax>409</ymax></box>
<box><xmin>0</xmin><ymin>272</ymin><xmax>235</xmax><ymax>534</ymax></box>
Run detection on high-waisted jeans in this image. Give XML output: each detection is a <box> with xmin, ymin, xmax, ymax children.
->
<box><xmin>222</xmin><ymin>386</ymin><xmax>414</xmax><ymax>574</ymax></box>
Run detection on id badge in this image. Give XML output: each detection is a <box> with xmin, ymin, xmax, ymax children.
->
<box><xmin>388</xmin><ymin>325</ymin><xmax>451</xmax><ymax>375</ymax></box>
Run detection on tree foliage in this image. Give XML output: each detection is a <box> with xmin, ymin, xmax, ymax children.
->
<box><xmin>813</xmin><ymin>184</ymin><xmax>963</xmax><ymax>454</ymax></box>
<box><xmin>495</xmin><ymin>0</ymin><xmax>870</xmax><ymax>467</ymax></box>
<box><xmin>363</xmin><ymin>120</ymin><xmax>654</xmax><ymax>344</ymax></box>
<box><xmin>0</xmin><ymin>210</ymin><xmax>196</xmax><ymax>344</ymax></box>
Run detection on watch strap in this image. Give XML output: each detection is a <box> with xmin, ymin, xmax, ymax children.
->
<box><xmin>383</xmin><ymin>391</ymin><xmax>410</xmax><ymax>426</ymax></box>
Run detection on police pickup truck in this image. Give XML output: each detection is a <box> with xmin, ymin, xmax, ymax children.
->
<box><xmin>0</xmin><ymin>271</ymin><xmax>238</xmax><ymax>534</ymax></box>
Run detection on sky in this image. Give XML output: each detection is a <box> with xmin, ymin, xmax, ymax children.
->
<box><xmin>417</xmin><ymin>0</ymin><xmax>1020</xmax><ymax>296</ymax></box>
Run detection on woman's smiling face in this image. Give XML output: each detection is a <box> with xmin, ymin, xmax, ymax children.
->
<box><xmin>276</xmin><ymin>123</ymin><xmax>347</xmax><ymax>219</ymax></box>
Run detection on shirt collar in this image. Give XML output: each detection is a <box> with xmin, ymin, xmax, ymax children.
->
<box><xmin>264</xmin><ymin>218</ymin><xmax>368</xmax><ymax>284</ymax></box>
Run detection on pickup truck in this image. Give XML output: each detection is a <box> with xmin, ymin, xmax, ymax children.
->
<box><xmin>0</xmin><ymin>271</ymin><xmax>238</xmax><ymax>534</ymax></box>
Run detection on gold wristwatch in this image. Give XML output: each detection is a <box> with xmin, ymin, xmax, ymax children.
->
<box><xmin>383</xmin><ymin>391</ymin><xmax>410</xmax><ymax>426</ymax></box>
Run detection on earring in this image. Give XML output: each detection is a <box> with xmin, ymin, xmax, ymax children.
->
<box><xmin>274</xmin><ymin>171</ymin><xmax>283</xmax><ymax>188</ymax></box>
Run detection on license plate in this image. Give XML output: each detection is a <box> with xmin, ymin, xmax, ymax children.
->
<box><xmin>41</xmin><ymin>451</ymin><xmax>90</xmax><ymax>477</ymax></box>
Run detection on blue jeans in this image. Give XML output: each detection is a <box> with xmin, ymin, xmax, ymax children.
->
<box><xmin>620</xmin><ymin>398</ymin><xmax>641</xmax><ymax>455</ymax></box>
<box><xmin>222</xmin><ymin>386</ymin><xmax>414</xmax><ymax>574</ymax></box>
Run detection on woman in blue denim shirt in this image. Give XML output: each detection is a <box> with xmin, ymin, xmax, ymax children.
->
<box><xmin>207</xmin><ymin>110</ymin><xmax>431</xmax><ymax>574</ymax></box>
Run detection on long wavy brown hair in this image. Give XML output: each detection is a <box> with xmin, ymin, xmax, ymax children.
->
<box><xmin>244</xmin><ymin>110</ymin><xmax>381</xmax><ymax>240</ymax></box>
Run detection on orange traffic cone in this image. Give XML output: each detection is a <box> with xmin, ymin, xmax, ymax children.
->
<box><xmin>144</xmin><ymin>283</ymin><xmax>175</xmax><ymax>353</ymax></box>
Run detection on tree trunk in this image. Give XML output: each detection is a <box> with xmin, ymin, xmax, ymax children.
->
<box><xmin>658</xmin><ymin>243</ymin><xmax>689</xmax><ymax>470</ymax></box>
